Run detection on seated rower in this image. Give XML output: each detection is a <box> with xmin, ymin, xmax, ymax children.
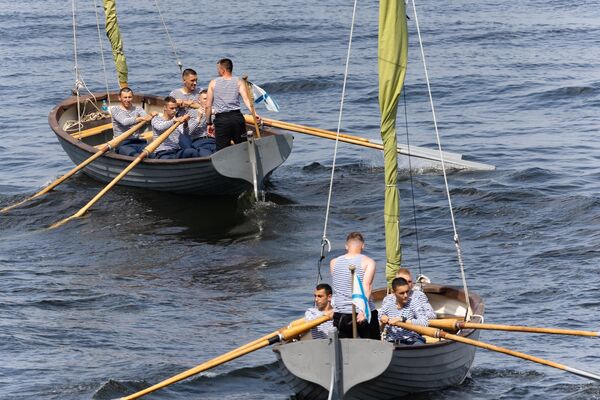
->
<box><xmin>170</xmin><ymin>68</ymin><xmax>207</xmax><ymax>141</ymax></box>
<box><xmin>190</xmin><ymin>89</ymin><xmax>216</xmax><ymax>157</ymax></box>
<box><xmin>151</xmin><ymin>96</ymin><xmax>199</xmax><ymax>159</ymax></box>
<box><xmin>304</xmin><ymin>283</ymin><xmax>335</xmax><ymax>339</ymax></box>
<box><xmin>379</xmin><ymin>277</ymin><xmax>430</xmax><ymax>345</ymax></box>
<box><xmin>381</xmin><ymin>267</ymin><xmax>436</xmax><ymax>320</ymax></box>
<box><xmin>110</xmin><ymin>87</ymin><xmax>156</xmax><ymax>156</ymax></box>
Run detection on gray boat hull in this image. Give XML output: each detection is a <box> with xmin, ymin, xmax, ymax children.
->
<box><xmin>49</xmin><ymin>93</ymin><xmax>293</xmax><ymax>196</ymax></box>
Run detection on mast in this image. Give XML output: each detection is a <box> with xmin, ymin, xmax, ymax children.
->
<box><xmin>103</xmin><ymin>0</ymin><xmax>128</xmax><ymax>88</ymax></box>
<box><xmin>378</xmin><ymin>0</ymin><xmax>408</xmax><ymax>286</ymax></box>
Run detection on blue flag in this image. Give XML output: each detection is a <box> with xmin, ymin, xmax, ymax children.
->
<box><xmin>250</xmin><ymin>82</ymin><xmax>280</xmax><ymax>112</ymax></box>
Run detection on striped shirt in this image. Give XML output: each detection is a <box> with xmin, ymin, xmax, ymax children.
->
<box><xmin>152</xmin><ymin>114</ymin><xmax>200</xmax><ymax>152</ymax></box>
<box><xmin>331</xmin><ymin>255</ymin><xmax>375</xmax><ymax>314</ymax></box>
<box><xmin>110</xmin><ymin>105</ymin><xmax>147</xmax><ymax>138</ymax></box>
<box><xmin>304</xmin><ymin>308</ymin><xmax>334</xmax><ymax>339</ymax></box>
<box><xmin>381</xmin><ymin>290</ymin><xmax>436</xmax><ymax>320</ymax></box>
<box><xmin>213</xmin><ymin>77</ymin><xmax>241</xmax><ymax>114</ymax></box>
<box><xmin>379</xmin><ymin>295</ymin><xmax>430</xmax><ymax>343</ymax></box>
<box><xmin>169</xmin><ymin>88</ymin><xmax>206</xmax><ymax>139</ymax></box>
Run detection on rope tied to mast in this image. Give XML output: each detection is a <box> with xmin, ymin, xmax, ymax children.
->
<box><xmin>154</xmin><ymin>0</ymin><xmax>183</xmax><ymax>73</ymax></box>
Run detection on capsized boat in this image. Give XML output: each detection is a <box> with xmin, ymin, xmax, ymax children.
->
<box><xmin>274</xmin><ymin>0</ymin><xmax>484</xmax><ymax>397</ymax></box>
<box><xmin>49</xmin><ymin>92</ymin><xmax>293</xmax><ymax>196</ymax></box>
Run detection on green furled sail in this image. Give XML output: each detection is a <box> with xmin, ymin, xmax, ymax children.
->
<box><xmin>378</xmin><ymin>0</ymin><xmax>408</xmax><ymax>286</ymax></box>
<box><xmin>103</xmin><ymin>0</ymin><xmax>128</xmax><ymax>87</ymax></box>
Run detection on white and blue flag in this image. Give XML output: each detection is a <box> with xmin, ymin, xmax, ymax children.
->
<box><xmin>352</xmin><ymin>273</ymin><xmax>371</xmax><ymax>323</ymax></box>
<box><xmin>250</xmin><ymin>82</ymin><xmax>280</xmax><ymax>112</ymax></box>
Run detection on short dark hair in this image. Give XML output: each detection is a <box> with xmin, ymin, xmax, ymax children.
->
<box><xmin>346</xmin><ymin>232</ymin><xmax>364</xmax><ymax>243</ymax></box>
<box><xmin>391</xmin><ymin>277</ymin><xmax>409</xmax><ymax>290</ymax></box>
<box><xmin>217</xmin><ymin>58</ymin><xmax>233</xmax><ymax>73</ymax></box>
<box><xmin>316</xmin><ymin>283</ymin><xmax>332</xmax><ymax>296</ymax></box>
<box><xmin>199</xmin><ymin>88</ymin><xmax>208</xmax><ymax>95</ymax></box>
<box><xmin>119</xmin><ymin>87</ymin><xmax>133</xmax><ymax>96</ymax></box>
<box><xmin>182</xmin><ymin>68</ymin><xmax>197</xmax><ymax>78</ymax></box>
<box><xmin>164</xmin><ymin>95</ymin><xmax>177</xmax><ymax>105</ymax></box>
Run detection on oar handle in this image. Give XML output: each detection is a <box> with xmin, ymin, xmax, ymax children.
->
<box><xmin>242</xmin><ymin>75</ymin><xmax>261</xmax><ymax>138</ymax></box>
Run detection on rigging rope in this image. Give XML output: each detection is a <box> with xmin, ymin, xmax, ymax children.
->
<box><xmin>71</xmin><ymin>0</ymin><xmax>82</xmax><ymax>134</ymax></box>
<box><xmin>318</xmin><ymin>0</ymin><xmax>359</xmax><ymax>274</ymax></box>
<box><xmin>409</xmin><ymin>0</ymin><xmax>472</xmax><ymax>316</ymax></box>
<box><xmin>154</xmin><ymin>0</ymin><xmax>183</xmax><ymax>73</ymax></box>
<box><xmin>402</xmin><ymin>89</ymin><xmax>423</xmax><ymax>278</ymax></box>
<box><xmin>93</xmin><ymin>0</ymin><xmax>112</xmax><ymax>108</ymax></box>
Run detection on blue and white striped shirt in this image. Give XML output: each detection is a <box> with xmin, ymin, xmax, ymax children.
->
<box><xmin>169</xmin><ymin>88</ymin><xmax>206</xmax><ymax>139</ymax></box>
<box><xmin>152</xmin><ymin>114</ymin><xmax>200</xmax><ymax>152</ymax></box>
<box><xmin>379</xmin><ymin>294</ymin><xmax>430</xmax><ymax>343</ymax></box>
<box><xmin>331</xmin><ymin>255</ymin><xmax>375</xmax><ymax>314</ymax></box>
<box><xmin>213</xmin><ymin>77</ymin><xmax>241</xmax><ymax>114</ymax></box>
<box><xmin>304</xmin><ymin>308</ymin><xmax>334</xmax><ymax>339</ymax></box>
<box><xmin>110</xmin><ymin>105</ymin><xmax>147</xmax><ymax>138</ymax></box>
<box><xmin>381</xmin><ymin>290</ymin><xmax>436</xmax><ymax>320</ymax></box>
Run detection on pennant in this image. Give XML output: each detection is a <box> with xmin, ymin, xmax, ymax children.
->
<box><xmin>250</xmin><ymin>82</ymin><xmax>280</xmax><ymax>112</ymax></box>
<box><xmin>352</xmin><ymin>273</ymin><xmax>371</xmax><ymax>323</ymax></box>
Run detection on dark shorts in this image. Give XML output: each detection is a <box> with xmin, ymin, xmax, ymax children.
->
<box><xmin>333</xmin><ymin>310</ymin><xmax>380</xmax><ymax>340</ymax></box>
<box><xmin>214</xmin><ymin>110</ymin><xmax>247</xmax><ymax>151</ymax></box>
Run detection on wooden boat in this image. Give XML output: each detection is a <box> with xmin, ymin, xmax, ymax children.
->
<box><xmin>48</xmin><ymin>92</ymin><xmax>293</xmax><ymax>196</ymax></box>
<box><xmin>275</xmin><ymin>285</ymin><xmax>484</xmax><ymax>399</ymax></box>
<box><xmin>273</xmin><ymin>0</ymin><xmax>485</xmax><ymax>398</ymax></box>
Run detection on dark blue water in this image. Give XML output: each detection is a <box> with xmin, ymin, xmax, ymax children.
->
<box><xmin>1</xmin><ymin>0</ymin><xmax>600</xmax><ymax>399</ymax></box>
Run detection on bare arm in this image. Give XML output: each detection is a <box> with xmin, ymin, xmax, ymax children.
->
<box><xmin>206</xmin><ymin>80</ymin><xmax>215</xmax><ymax>135</ymax></box>
<box><xmin>361</xmin><ymin>256</ymin><xmax>376</xmax><ymax>299</ymax></box>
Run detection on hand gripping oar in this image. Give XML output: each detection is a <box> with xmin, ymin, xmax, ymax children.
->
<box><xmin>119</xmin><ymin>315</ymin><xmax>331</xmax><ymax>400</ymax></box>
<box><xmin>391</xmin><ymin>321</ymin><xmax>600</xmax><ymax>383</ymax></box>
<box><xmin>428</xmin><ymin>319</ymin><xmax>600</xmax><ymax>338</ymax></box>
<box><xmin>251</xmin><ymin>116</ymin><xmax>496</xmax><ymax>171</ymax></box>
<box><xmin>49</xmin><ymin>119</ymin><xmax>184</xmax><ymax>229</ymax></box>
<box><xmin>1</xmin><ymin>120</ymin><xmax>148</xmax><ymax>214</ymax></box>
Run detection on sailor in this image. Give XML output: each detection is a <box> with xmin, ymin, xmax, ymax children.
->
<box><xmin>379</xmin><ymin>277</ymin><xmax>430</xmax><ymax>345</ymax></box>
<box><xmin>330</xmin><ymin>232</ymin><xmax>380</xmax><ymax>340</ymax></box>
<box><xmin>205</xmin><ymin>58</ymin><xmax>258</xmax><ymax>151</ymax></box>
<box><xmin>304</xmin><ymin>283</ymin><xmax>335</xmax><ymax>339</ymax></box>
<box><xmin>380</xmin><ymin>268</ymin><xmax>436</xmax><ymax>320</ymax></box>
<box><xmin>190</xmin><ymin>89</ymin><xmax>216</xmax><ymax>157</ymax></box>
<box><xmin>151</xmin><ymin>96</ymin><xmax>199</xmax><ymax>159</ymax></box>
<box><xmin>110</xmin><ymin>87</ymin><xmax>156</xmax><ymax>156</ymax></box>
<box><xmin>169</xmin><ymin>68</ymin><xmax>206</xmax><ymax>141</ymax></box>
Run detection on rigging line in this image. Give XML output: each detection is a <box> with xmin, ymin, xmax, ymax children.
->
<box><xmin>93</xmin><ymin>0</ymin><xmax>112</xmax><ymax>108</ymax></box>
<box><xmin>71</xmin><ymin>0</ymin><xmax>82</xmax><ymax>134</ymax></box>
<box><xmin>409</xmin><ymin>0</ymin><xmax>471</xmax><ymax>315</ymax></box>
<box><xmin>154</xmin><ymin>0</ymin><xmax>183</xmax><ymax>73</ymax></box>
<box><xmin>402</xmin><ymin>89</ymin><xmax>423</xmax><ymax>277</ymax></box>
<box><xmin>320</xmin><ymin>0</ymin><xmax>359</xmax><ymax>248</ymax></box>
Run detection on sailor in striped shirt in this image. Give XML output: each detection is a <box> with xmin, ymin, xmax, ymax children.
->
<box><xmin>304</xmin><ymin>283</ymin><xmax>335</xmax><ymax>339</ymax></box>
<box><xmin>110</xmin><ymin>87</ymin><xmax>156</xmax><ymax>156</ymax></box>
<box><xmin>169</xmin><ymin>68</ymin><xmax>206</xmax><ymax>140</ymax></box>
<box><xmin>151</xmin><ymin>96</ymin><xmax>199</xmax><ymax>159</ymax></box>
<box><xmin>380</xmin><ymin>267</ymin><xmax>436</xmax><ymax>320</ymax></box>
<box><xmin>379</xmin><ymin>277</ymin><xmax>430</xmax><ymax>345</ymax></box>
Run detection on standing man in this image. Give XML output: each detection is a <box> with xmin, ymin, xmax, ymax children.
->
<box><xmin>110</xmin><ymin>87</ymin><xmax>156</xmax><ymax>156</ymax></box>
<box><xmin>205</xmin><ymin>58</ymin><xmax>257</xmax><ymax>151</ymax></box>
<box><xmin>379</xmin><ymin>277</ymin><xmax>430</xmax><ymax>345</ymax></box>
<box><xmin>330</xmin><ymin>232</ymin><xmax>380</xmax><ymax>340</ymax></box>
<box><xmin>304</xmin><ymin>283</ymin><xmax>335</xmax><ymax>339</ymax></box>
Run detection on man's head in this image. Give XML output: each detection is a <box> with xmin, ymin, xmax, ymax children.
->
<box><xmin>217</xmin><ymin>58</ymin><xmax>233</xmax><ymax>76</ymax></box>
<box><xmin>345</xmin><ymin>231</ymin><xmax>365</xmax><ymax>253</ymax></box>
<box><xmin>182</xmin><ymin>68</ymin><xmax>198</xmax><ymax>92</ymax></box>
<box><xmin>198</xmin><ymin>89</ymin><xmax>208</xmax><ymax>108</ymax></box>
<box><xmin>314</xmin><ymin>283</ymin><xmax>332</xmax><ymax>311</ymax></box>
<box><xmin>395</xmin><ymin>268</ymin><xmax>414</xmax><ymax>290</ymax></box>
<box><xmin>118</xmin><ymin>87</ymin><xmax>134</xmax><ymax>108</ymax></box>
<box><xmin>163</xmin><ymin>96</ymin><xmax>178</xmax><ymax>119</ymax></box>
<box><xmin>391</xmin><ymin>277</ymin><xmax>410</xmax><ymax>307</ymax></box>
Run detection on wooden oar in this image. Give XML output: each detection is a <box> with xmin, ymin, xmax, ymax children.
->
<box><xmin>120</xmin><ymin>315</ymin><xmax>331</xmax><ymax>400</ymax></box>
<box><xmin>49</xmin><ymin>119</ymin><xmax>183</xmax><ymax>229</ymax></box>
<box><xmin>391</xmin><ymin>321</ymin><xmax>600</xmax><ymax>383</ymax></box>
<box><xmin>1</xmin><ymin>120</ymin><xmax>148</xmax><ymax>214</ymax></box>
<box><xmin>250</xmin><ymin>116</ymin><xmax>496</xmax><ymax>171</ymax></box>
<box><xmin>428</xmin><ymin>319</ymin><xmax>600</xmax><ymax>338</ymax></box>
<box><xmin>70</xmin><ymin>122</ymin><xmax>113</xmax><ymax>140</ymax></box>
<box><xmin>242</xmin><ymin>75</ymin><xmax>261</xmax><ymax>138</ymax></box>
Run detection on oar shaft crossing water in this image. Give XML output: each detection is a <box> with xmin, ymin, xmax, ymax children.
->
<box><xmin>392</xmin><ymin>321</ymin><xmax>600</xmax><ymax>383</ymax></box>
<box><xmin>120</xmin><ymin>315</ymin><xmax>331</xmax><ymax>400</ymax></box>
<box><xmin>428</xmin><ymin>319</ymin><xmax>600</xmax><ymax>337</ymax></box>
